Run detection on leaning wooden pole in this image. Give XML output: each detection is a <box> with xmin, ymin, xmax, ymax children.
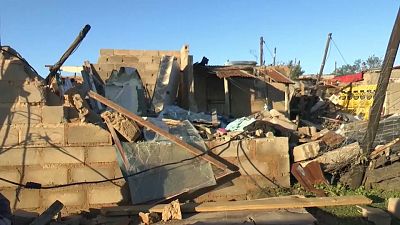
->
<box><xmin>316</xmin><ymin>33</ymin><xmax>332</xmax><ymax>84</ymax></box>
<box><xmin>362</xmin><ymin>7</ymin><xmax>400</xmax><ymax>153</ymax></box>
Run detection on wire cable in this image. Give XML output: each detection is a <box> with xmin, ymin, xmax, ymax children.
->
<box><xmin>0</xmin><ymin>131</ymin><xmax>246</xmax><ymax>189</ymax></box>
<box><xmin>0</xmin><ymin>47</ymin><xmax>39</xmax><ymax>76</ymax></box>
<box><xmin>331</xmin><ymin>38</ymin><xmax>348</xmax><ymax>65</ymax></box>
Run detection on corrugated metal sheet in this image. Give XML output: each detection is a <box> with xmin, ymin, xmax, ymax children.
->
<box><xmin>260</xmin><ymin>69</ymin><xmax>294</xmax><ymax>84</ymax></box>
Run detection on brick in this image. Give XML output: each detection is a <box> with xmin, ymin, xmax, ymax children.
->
<box><xmin>0</xmin><ymin>148</ymin><xmax>41</xmax><ymax>166</ymax></box>
<box><xmin>41</xmin><ymin>106</ymin><xmax>64</xmax><ymax>124</ymax></box>
<box><xmin>86</xmin><ymin>146</ymin><xmax>117</xmax><ymax>163</ymax></box>
<box><xmin>41</xmin><ymin>188</ymin><xmax>86</xmax><ymax>207</ymax></box>
<box><xmin>66</xmin><ymin>123</ymin><xmax>111</xmax><ymax>145</ymax></box>
<box><xmin>293</xmin><ymin>141</ymin><xmax>320</xmax><ymax>162</ymax></box>
<box><xmin>70</xmin><ymin>166</ymin><xmax>115</xmax><ymax>183</ymax></box>
<box><xmin>99</xmin><ymin>49</ymin><xmax>114</xmax><ymax>56</ymax></box>
<box><xmin>88</xmin><ymin>185</ymin><xmax>123</xmax><ymax>205</ymax></box>
<box><xmin>24</xmin><ymin>167</ymin><xmax>68</xmax><ymax>185</ymax></box>
<box><xmin>388</xmin><ymin>198</ymin><xmax>400</xmax><ymax>219</ymax></box>
<box><xmin>21</xmin><ymin>126</ymin><xmax>64</xmax><ymax>146</ymax></box>
<box><xmin>0</xmin><ymin>169</ymin><xmax>20</xmax><ymax>187</ymax></box>
<box><xmin>42</xmin><ymin>147</ymin><xmax>85</xmax><ymax>164</ymax></box>
<box><xmin>0</xmin><ymin>126</ymin><xmax>19</xmax><ymax>146</ymax></box>
<box><xmin>1</xmin><ymin>188</ymin><xmax>40</xmax><ymax>209</ymax></box>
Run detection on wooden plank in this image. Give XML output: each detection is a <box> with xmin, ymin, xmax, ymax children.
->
<box><xmin>88</xmin><ymin>91</ymin><xmax>229</xmax><ymax>171</ymax></box>
<box><xmin>101</xmin><ymin>195</ymin><xmax>372</xmax><ymax>216</ymax></box>
<box><xmin>104</xmin><ymin>119</ymin><xmax>130</xmax><ymax>171</ymax></box>
<box><xmin>30</xmin><ymin>200</ymin><xmax>64</xmax><ymax>225</ymax></box>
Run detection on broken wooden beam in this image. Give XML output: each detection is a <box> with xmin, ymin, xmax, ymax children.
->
<box><xmin>104</xmin><ymin>119</ymin><xmax>130</xmax><ymax>171</ymax></box>
<box><xmin>100</xmin><ymin>195</ymin><xmax>372</xmax><ymax>216</ymax></box>
<box><xmin>30</xmin><ymin>200</ymin><xmax>64</xmax><ymax>225</ymax></box>
<box><xmin>88</xmin><ymin>91</ymin><xmax>230</xmax><ymax>171</ymax></box>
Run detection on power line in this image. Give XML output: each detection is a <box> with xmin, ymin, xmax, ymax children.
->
<box><xmin>331</xmin><ymin>37</ymin><xmax>349</xmax><ymax>65</ymax></box>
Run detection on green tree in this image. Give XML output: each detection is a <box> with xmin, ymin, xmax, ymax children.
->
<box><xmin>365</xmin><ymin>55</ymin><xmax>382</xmax><ymax>70</ymax></box>
<box><xmin>333</xmin><ymin>55</ymin><xmax>382</xmax><ymax>76</ymax></box>
<box><xmin>288</xmin><ymin>60</ymin><xmax>304</xmax><ymax>80</ymax></box>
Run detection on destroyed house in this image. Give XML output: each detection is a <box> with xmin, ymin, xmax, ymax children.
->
<box><xmin>193</xmin><ymin>64</ymin><xmax>294</xmax><ymax>117</ymax></box>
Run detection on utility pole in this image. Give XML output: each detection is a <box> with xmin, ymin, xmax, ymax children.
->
<box><xmin>260</xmin><ymin>36</ymin><xmax>264</xmax><ymax>66</ymax></box>
<box><xmin>362</xmin><ymin>8</ymin><xmax>400</xmax><ymax>153</ymax></box>
<box><xmin>273</xmin><ymin>47</ymin><xmax>276</xmax><ymax>66</ymax></box>
<box><xmin>316</xmin><ymin>33</ymin><xmax>332</xmax><ymax>83</ymax></box>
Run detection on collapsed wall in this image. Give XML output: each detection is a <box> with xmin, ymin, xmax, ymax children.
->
<box><xmin>0</xmin><ymin>47</ymin><xmax>125</xmax><ymax>214</ymax></box>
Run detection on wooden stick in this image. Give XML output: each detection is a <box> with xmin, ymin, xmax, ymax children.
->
<box><xmin>101</xmin><ymin>195</ymin><xmax>372</xmax><ymax>216</ymax></box>
<box><xmin>30</xmin><ymin>200</ymin><xmax>64</xmax><ymax>225</ymax></box>
<box><xmin>88</xmin><ymin>91</ymin><xmax>229</xmax><ymax>171</ymax></box>
<box><xmin>104</xmin><ymin>119</ymin><xmax>131</xmax><ymax>171</ymax></box>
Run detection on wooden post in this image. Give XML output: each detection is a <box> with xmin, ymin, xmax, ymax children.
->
<box><xmin>362</xmin><ymin>8</ymin><xmax>400</xmax><ymax>153</ymax></box>
<box><xmin>30</xmin><ymin>200</ymin><xmax>64</xmax><ymax>225</ymax></box>
<box><xmin>316</xmin><ymin>33</ymin><xmax>332</xmax><ymax>84</ymax></box>
<box><xmin>260</xmin><ymin>37</ymin><xmax>264</xmax><ymax>66</ymax></box>
<box><xmin>224</xmin><ymin>78</ymin><xmax>230</xmax><ymax>116</ymax></box>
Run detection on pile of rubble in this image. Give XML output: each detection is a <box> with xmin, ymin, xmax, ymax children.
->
<box><xmin>1</xmin><ymin>30</ymin><xmax>400</xmax><ymax>224</ymax></box>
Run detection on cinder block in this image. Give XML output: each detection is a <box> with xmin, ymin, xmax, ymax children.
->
<box><xmin>66</xmin><ymin>123</ymin><xmax>111</xmax><ymax>145</ymax></box>
<box><xmin>100</xmin><ymin>49</ymin><xmax>114</xmax><ymax>56</ymax></box>
<box><xmin>88</xmin><ymin>185</ymin><xmax>123</xmax><ymax>205</ymax></box>
<box><xmin>86</xmin><ymin>146</ymin><xmax>117</xmax><ymax>163</ymax></box>
<box><xmin>2</xmin><ymin>188</ymin><xmax>40</xmax><ymax>209</ymax></box>
<box><xmin>42</xmin><ymin>147</ymin><xmax>85</xmax><ymax>164</ymax></box>
<box><xmin>122</xmin><ymin>56</ymin><xmax>139</xmax><ymax>64</ymax></box>
<box><xmin>293</xmin><ymin>141</ymin><xmax>320</xmax><ymax>162</ymax></box>
<box><xmin>70</xmin><ymin>166</ymin><xmax>115</xmax><ymax>183</ymax></box>
<box><xmin>41</xmin><ymin>188</ymin><xmax>86</xmax><ymax>207</ymax></box>
<box><xmin>125</xmin><ymin>50</ymin><xmax>144</xmax><ymax>56</ymax></box>
<box><xmin>0</xmin><ymin>126</ymin><xmax>20</xmax><ymax>146</ymax></box>
<box><xmin>388</xmin><ymin>198</ymin><xmax>400</xmax><ymax>219</ymax></box>
<box><xmin>113</xmin><ymin>49</ymin><xmax>131</xmax><ymax>56</ymax></box>
<box><xmin>21</xmin><ymin>126</ymin><xmax>64</xmax><ymax>146</ymax></box>
<box><xmin>0</xmin><ymin>61</ymin><xmax>30</xmax><ymax>81</ymax></box>
<box><xmin>41</xmin><ymin>106</ymin><xmax>64</xmax><ymax>124</ymax></box>
<box><xmin>0</xmin><ymin>81</ymin><xmax>20</xmax><ymax>103</ymax></box>
<box><xmin>19</xmin><ymin>82</ymin><xmax>45</xmax><ymax>103</ymax></box>
<box><xmin>144</xmin><ymin>64</ymin><xmax>160</xmax><ymax>72</ymax></box>
<box><xmin>0</xmin><ymin>148</ymin><xmax>41</xmax><ymax>166</ymax></box>
<box><xmin>10</xmin><ymin>106</ymin><xmax>42</xmax><ymax>124</ymax></box>
<box><xmin>141</xmin><ymin>50</ymin><xmax>160</xmax><ymax>57</ymax></box>
<box><xmin>0</xmin><ymin>169</ymin><xmax>20</xmax><ymax>187</ymax></box>
<box><xmin>96</xmin><ymin>64</ymin><xmax>114</xmax><ymax>72</ymax></box>
<box><xmin>24</xmin><ymin>167</ymin><xmax>68</xmax><ymax>186</ymax></box>
<box><xmin>107</xmin><ymin>56</ymin><xmax>123</xmax><ymax>64</ymax></box>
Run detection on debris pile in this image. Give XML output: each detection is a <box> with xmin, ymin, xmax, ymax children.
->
<box><xmin>3</xmin><ymin>19</ymin><xmax>400</xmax><ymax>224</ymax></box>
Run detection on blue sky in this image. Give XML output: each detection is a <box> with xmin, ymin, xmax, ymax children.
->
<box><xmin>1</xmin><ymin>0</ymin><xmax>399</xmax><ymax>76</ymax></box>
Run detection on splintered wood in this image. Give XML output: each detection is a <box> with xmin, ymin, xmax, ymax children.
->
<box><xmin>161</xmin><ymin>200</ymin><xmax>182</xmax><ymax>222</ymax></box>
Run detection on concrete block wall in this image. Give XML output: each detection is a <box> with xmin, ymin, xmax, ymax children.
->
<box><xmin>0</xmin><ymin>145</ymin><xmax>125</xmax><ymax>213</ymax></box>
<box><xmin>93</xmin><ymin>49</ymin><xmax>181</xmax><ymax>96</ymax></box>
<box><xmin>196</xmin><ymin>137</ymin><xmax>290</xmax><ymax>201</ymax></box>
